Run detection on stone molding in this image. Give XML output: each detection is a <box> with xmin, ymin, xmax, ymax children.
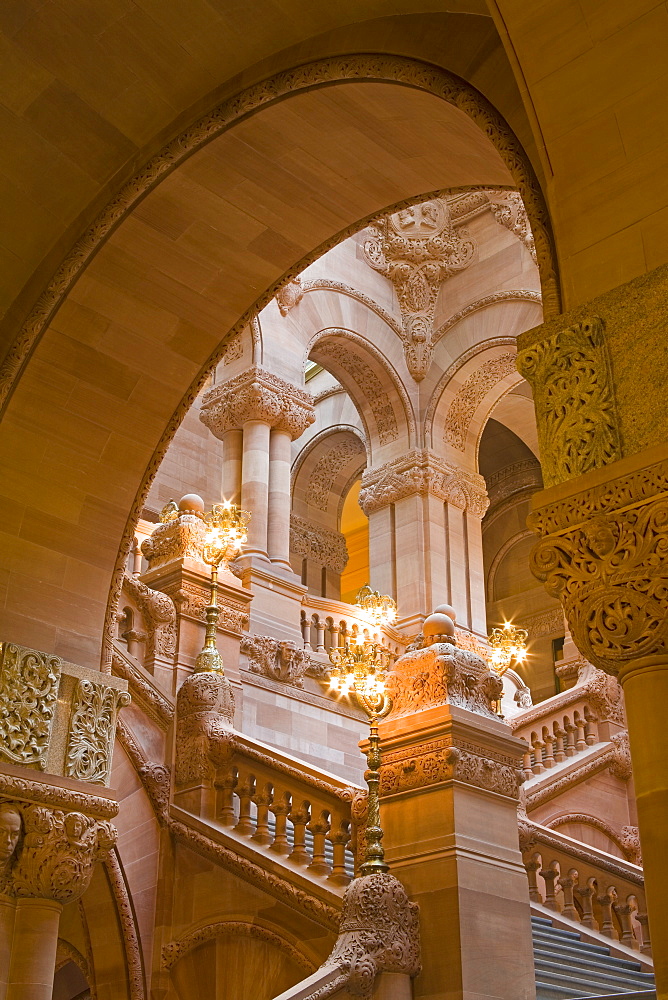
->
<box><xmin>240</xmin><ymin>635</ymin><xmax>314</xmax><ymax>688</ymax></box>
<box><xmin>200</xmin><ymin>366</ymin><xmax>315</xmax><ymax>440</ymax></box>
<box><xmin>172</xmin><ymin>580</ymin><xmax>250</xmax><ymax>634</ymax></box>
<box><xmin>380</xmin><ymin>736</ymin><xmax>522</xmax><ymax>799</ymax></box>
<box><xmin>116</xmin><ymin>718</ymin><xmax>171</xmax><ymax>824</ymax></box>
<box><xmin>363</xmin><ymin>198</ymin><xmax>476</xmax><ymax>380</ymax></box>
<box><xmin>545</xmin><ymin>814</ymin><xmax>641</xmax><ymax>865</ymax></box>
<box><xmin>162</xmin><ymin>919</ymin><xmax>316</xmax><ymax>972</ymax></box>
<box><xmin>0</xmin><ymin>642</ymin><xmax>61</xmax><ymax>770</ymax></box>
<box><xmin>488</xmin><ymin>190</ymin><xmax>537</xmax><ymax>262</ymax></box>
<box><xmin>524</xmin><ymin>736</ymin><xmax>632</xmax><ymax>811</ymax></box>
<box><xmin>518</xmin><ymin>819</ymin><xmax>644</xmax><ymax>887</ymax></box>
<box><xmin>105</xmin><ymin>849</ymin><xmax>146</xmax><ymax>1000</ymax></box>
<box><xmin>486</xmin><ymin>459</ymin><xmax>543</xmax><ymax>509</ymax></box>
<box><xmin>517</xmin><ymin>316</ymin><xmax>621</xmax><ymax>489</ymax></box>
<box><xmin>290</xmin><ymin>514</ymin><xmax>349</xmax><ymax>574</ymax></box>
<box><xmin>0</xmin><ymin>799</ymin><xmax>116</xmax><ymax>903</ymax></box>
<box><xmin>0</xmin><ymin>772</ymin><xmax>119</xmax><ymax>820</ymax></box>
<box><xmin>359</xmin><ymin>450</ymin><xmax>488</xmax><ymax>517</ymax></box>
<box><xmin>444</xmin><ymin>352</ymin><xmax>518</xmax><ymax>451</ymax></box>
<box><xmin>386</xmin><ymin>643</ymin><xmax>502</xmax><ymax>721</ymax></box>
<box><xmin>432</xmin><ymin>291</ymin><xmax>542</xmax><ymax>350</ymax></box>
<box><xmin>111</xmin><ymin>651</ymin><xmax>174</xmax><ymax>730</ymax></box>
<box><xmin>321</xmin><ymin>873</ymin><xmax>421</xmax><ymax>997</ymax></box>
<box><xmin>301</xmin><ymin>278</ymin><xmax>402</xmax><ymax>337</ymax></box>
<box><xmin>66</xmin><ymin>679</ymin><xmax>130</xmax><ymax>785</ymax></box>
<box><xmin>122</xmin><ymin>574</ymin><xmax>177</xmax><ymax>663</ymax></box>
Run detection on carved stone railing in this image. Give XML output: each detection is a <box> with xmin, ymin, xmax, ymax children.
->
<box><xmin>300</xmin><ymin>595</ymin><xmax>405</xmax><ymax>659</ymax></box>
<box><xmin>520</xmin><ymin>819</ymin><xmax>651</xmax><ymax>956</ymax></box>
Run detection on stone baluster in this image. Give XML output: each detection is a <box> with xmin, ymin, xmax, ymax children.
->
<box><xmin>559</xmin><ymin>871</ymin><xmax>580</xmax><ymax>922</ymax></box>
<box><xmin>132</xmin><ymin>537</ymin><xmax>143</xmax><ymax>576</ymax></box>
<box><xmin>306</xmin><ymin>812</ymin><xmax>331</xmax><ymax>876</ymax></box>
<box><xmin>234</xmin><ymin>779</ymin><xmax>255</xmax><ymax>836</ymax></box>
<box><xmin>584</xmin><ymin>708</ymin><xmax>599</xmax><ymax>745</ymax></box>
<box><xmin>635</xmin><ymin>912</ymin><xmax>652</xmax><ymax>956</ymax></box>
<box><xmin>540</xmin><ymin>865</ymin><xmax>561</xmax><ymax>912</ymax></box>
<box><xmin>330</xmin><ymin>623</ymin><xmax>340</xmax><ymax>650</ymax></box>
<box><xmin>301</xmin><ymin>612</ymin><xmax>312</xmax><ymax>651</ymax></box>
<box><xmin>522</xmin><ymin>748</ymin><xmax>534</xmax><ymax>783</ymax></box>
<box><xmin>554</xmin><ymin>726</ymin><xmax>567</xmax><ymax>763</ymax></box>
<box><xmin>597</xmin><ymin>888</ymin><xmax>619</xmax><ymax>939</ymax></box>
<box><xmin>524</xmin><ymin>859</ymin><xmax>543</xmax><ymax>904</ymax></box>
<box><xmin>542</xmin><ymin>728</ymin><xmax>555</xmax><ymax>768</ymax></box>
<box><xmin>576</xmin><ymin>883</ymin><xmax>599</xmax><ymax>930</ymax></box>
<box><xmin>531</xmin><ymin>736</ymin><xmax>545</xmax><ymax>774</ymax></box>
<box><xmin>269</xmin><ymin>798</ymin><xmax>291</xmax><ymax>855</ymax></box>
<box><xmin>614</xmin><ymin>902</ymin><xmax>639</xmax><ymax>950</ymax></box>
<box><xmin>564</xmin><ymin>720</ymin><xmax>577</xmax><ymax>756</ymax></box>
<box><xmin>288</xmin><ymin>805</ymin><xmax>311</xmax><ymax>865</ymax></box>
<box><xmin>251</xmin><ymin>787</ymin><xmax>273</xmax><ymax>845</ymax></box>
<box><xmin>315</xmin><ymin>617</ymin><xmax>326</xmax><ymax>653</ymax></box>
<box><xmin>216</xmin><ymin>772</ymin><xmax>238</xmax><ymax>827</ymax></box>
<box><xmin>327</xmin><ymin>827</ymin><xmax>351</xmax><ymax>886</ymax></box>
<box><xmin>574</xmin><ymin>714</ymin><xmax>587</xmax><ymax>753</ymax></box>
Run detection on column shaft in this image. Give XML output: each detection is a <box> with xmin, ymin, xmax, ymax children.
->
<box><xmin>267</xmin><ymin>427</ymin><xmax>292</xmax><ymax>568</ymax></box>
<box><xmin>241</xmin><ymin>419</ymin><xmax>271</xmax><ymax>557</ymax></box>
<box><xmin>221</xmin><ymin>428</ymin><xmax>243</xmax><ymax>505</ymax></box>
<box><xmin>7</xmin><ymin>897</ymin><xmax>62</xmax><ymax>1000</ymax></box>
<box><xmin>0</xmin><ymin>895</ymin><xmax>15</xmax><ymax>1000</ymax></box>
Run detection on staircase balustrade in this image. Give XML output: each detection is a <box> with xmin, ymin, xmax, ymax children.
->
<box><xmin>299</xmin><ymin>595</ymin><xmax>405</xmax><ymax>659</ymax></box>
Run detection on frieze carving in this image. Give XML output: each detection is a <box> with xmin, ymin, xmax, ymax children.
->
<box><xmin>517</xmin><ymin>317</ymin><xmax>621</xmax><ymax>488</ymax></box>
<box><xmin>359</xmin><ymin>450</ymin><xmax>488</xmax><ymax>517</ymax></box>
<box><xmin>305</xmin><ymin>437</ymin><xmax>366</xmax><ymax>512</ymax></box>
<box><xmin>175</xmin><ymin>672</ymin><xmax>235</xmax><ymax>786</ymax></box>
<box><xmin>363</xmin><ymin>198</ymin><xmax>476</xmax><ymax>380</ymax></box>
<box><xmin>240</xmin><ymin>635</ymin><xmax>313</xmax><ymax>688</ymax></box>
<box><xmin>0</xmin><ymin>642</ymin><xmax>61</xmax><ymax>770</ymax></box>
<box><xmin>141</xmin><ymin>513</ymin><xmax>206</xmax><ymax>571</ymax></box>
<box><xmin>444</xmin><ymin>353</ymin><xmax>518</xmax><ymax>451</ymax></box>
<box><xmin>516</xmin><ymin>607</ymin><xmax>564</xmax><ymax>642</ymax></box>
<box><xmin>276</xmin><ymin>276</ymin><xmax>304</xmax><ymax>315</ymax></box>
<box><xmin>66</xmin><ymin>679</ymin><xmax>130</xmax><ymax>785</ymax></box>
<box><xmin>314</xmin><ymin>341</ymin><xmax>398</xmax><ymax>444</ymax></box>
<box><xmin>5</xmin><ymin>802</ymin><xmax>116</xmax><ymax>903</ymax></box>
<box><xmin>386</xmin><ymin>642</ymin><xmax>502</xmax><ymax>720</ymax></box>
<box><xmin>380</xmin><ymin>736</ymin><xmax>521</xmax><ymax>798</ymax></box>
<box><xmin>322</xmin><ymin>873</ymin><xmax>421</xmax><ymax>996</ymax></box>
<box><xmin>123</xmin><ymin>574</ymin><xmax>177</xmax><ymax>662</ymax></box>
<box><xmin>0</xmin><ymin>775</ymin><xmax>118</xmax><ymax>820</ymax></box>
<box><xmin>488</xmin><ymin>191</ymin><xmax>537</xmax><ymax>262</ymax></box>
<box><xmin>162</xmin><ymin>920</ymin><xmax>315</xmax><ymax>972</ymax></box>
<box><xmin>200</xmin><ymin>366</ymin><xmax>315</xmax><ymax>440</ymax></box>
<box><xmin>290</xmin><ymin>514</ymin><xmax>349</xmax><ymax>573</ymax></box>
<box><xmin>173</xmin><ymin>581</ymin><xmax>249</xmax><ymax>633</ymax></box>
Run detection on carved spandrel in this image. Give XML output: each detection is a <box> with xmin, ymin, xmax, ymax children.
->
<box><xmin>0</xmin><ymin>642</ymin><xmax>61</xmax><ymax>770</ymax></box>
<box><xmin>66</xmin><ymin>679</ymin><xmax>131</xmax><ymax>785</ymax></box>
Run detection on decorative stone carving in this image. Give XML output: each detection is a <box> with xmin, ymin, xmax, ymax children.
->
<box><xmin>363</xmin><ymin>198</ymin><xmax>476</xmax><ymax>380</ymax></box>
<box><xmin>6</xmin><ymin>802</ymin><xmax>116</xmax><ymax>903</ymax></box>
<box><xmin>200</xmin><ymin>366</ymin><xmax>315</xmax><ymax>440</ymax></box>
<box><xmin>321</xmin><ymin>873</ymin><xmax>421</xmax><ymax>996</ymax></box>
<box><xmin>241</xmin><ymin>635</ymin><xmax>312</xmax><ymax>688</ymax></box>
<box><xmin>380</xmin><ymin>737</ymin><xmax>521</xmax><ymax>798</ymax></box>
<box><xmin>517</xmin><ymin>607</ymin><xmax>564</xmax><ymax>642</ymax></box>
<box><xmin>517</xmin><ymin>317</ymin><xmax>621</xmax><ymax>488</ymax></box>
<box><xmin>314</xmin><ymin>340</ymin><xmax>398</xmax><ymax>445</ymax></box>
<box><xmin>221</xmin><ymin>331</ymin><xmax>244</xmax><ymax>364</ymax></box>
<box><xmin>111</xmin><ymin>652</ymin><xmax>174</xmax><ymax>729</ymax></box>
<box><xmin>162</xmin><ymin>920</ymin><xmax>315</xmax><ymax>972</ymax></box>
<box><xmin>620</xmin><ymin>825</ymin><xmax>642</xmax><ymax>865</ymax></box>
<box><xmin>175</xmin><ymin>672</ymin><xmax>235</xmax><ymax>786</ymax></box>
<box><xmin>276</xmin><ymin>276</ymin><xmax>304</xmax><ymax>315</ymax></box>
<box><xmin>386</xmin><ymin>642</ymin><xmax>502</xmax><ymax>721</ymax></box>
<box><xmin>359</xmin><ymin>450</ymin><xmax>488</xmax><ymax>518</ymax></box>
<box><xmin>305</xmin><ymin>438</ymin><xmax>366</xmax><ymax>512</ymax></box>
<box><xmin>0</xmin><ymin>802</ymin><xmax>22</xmax><ymax>888</ymax></box>
<box><xmin>123</xmin><ymin>574</ymin><xmax>177</xmax><ymax>662</ymax></box>
<box><xmin>0</xmin><ymin>642</ymin><xmax>61</xmax><ymax>770</ymax></box>
<box><xmin>66</xmin><ymin>679</ymin><xmax>131</xmax><ymax>785</ymax></box>
<box><xmin>486</xmin><ymin>458</ymin><xmax>543</xmax><ymax>509</ymax></box>
<box><xmin>444</xmin><ymin>353</ymin><xmax>518</xmax><ymax>451</ymax></box>
<box><xmin>104</xmin><ymin>849</ymin><xmax>145</xmax><ymax>1000</ymax></box>
<box><xmin>290</xmin><ymin>514</ymin><xmax>349</xmax><ymax>573</ymax></box>
<box><xmin>141</xmin><ymin>512</ymin><xmax>206</xmax><ymax>571</ymax></box>
<box><xmin>301</xmin><ymin>278</ymin><xmax>402</xmax><ymax>337</ymax></box>
<box><xmin>578</xmin><ymin>660</ymin><xmax>625</xmax><ymax>725</ymax></box>
<box><xmin>609</xmin><ymin>730</ymin><xmax>632</xmax><ymax>781</ymax></box>
<box><xmin>488</xmin><ymin>190</ymin><xmax>537</xmax><ymax>262</ymax></box>
<box><xmin>174</xmin><ymin>581</ymin><xmax>249</xmax><ymax>633</ymax></box>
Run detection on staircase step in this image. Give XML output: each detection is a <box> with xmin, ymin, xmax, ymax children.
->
<box><xmin>534</xmin><ymin>958</ymin><xmax>653</xmax><ymax>991</ymax></box>
<box><xmin>534</xmin><ymin>945</ymin><xmax>649</xmax><ymax>976</ymax></box>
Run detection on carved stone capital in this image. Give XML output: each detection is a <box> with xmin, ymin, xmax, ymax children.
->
<box><xmin>528</xmin><ymin>462</ymin><xmax>668</xmax><ymax>674</ymax></box>
<box><xmin>359</xmin><ymin>450</ymin><xmax>488</xmax><ymax>517</ymax></box>
<box><xmin>386</xmin><ymin>642</ymin><xmax>502</xmax><ymax>721</ymax></box>
<box><xmin>200</xmin><ymin>366</ymin><xmax>315</xmax><ymax>440</ymax></box>
<box><xmin>322</xmin><ymin>873</ymin><xmax>421</xmax><ymax>996</ymax></box>
<box><xmin>175</xmin><ymin>672</ymin><xmax>235</xmax><ymax>786</ymax></box>
<box><xmin>1</xmin><ymin>799</ymin><xmax>116</xmax><ymax>902</ymax></box>
<box><xmin>290</xmin><ymin>514</ymin><xmax>349</xmax><ymax>574</ymax></box>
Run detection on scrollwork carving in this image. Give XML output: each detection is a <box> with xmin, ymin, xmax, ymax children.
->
<box><xmin>122</xmin><ymin>574</ymin><xmax>177</xmax><ymax>661</ymax></box>
<box><xmin>444</xmin><ymin>353</ymin><xmax>518</xmax><ymax>451</ymax></box>
<box><xmin>488</xmin><ymin>190</ymin><xmax>537</xmax><ymax>261</ymax></box>
<box><xmin>0</xmin><ymin>642</ymin><xmax>61</xmax><ymax>769</ymax></box>
<box><xmin>66</xmin><ymin>679</ymin><xmax>131</xmax><ymax>785</ymax></box>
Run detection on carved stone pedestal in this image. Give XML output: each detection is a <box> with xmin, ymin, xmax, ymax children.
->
<box><xmin>377</xmin><ymin>642</ymin><xmax>535</xmax><ymax>1000</ymax></box>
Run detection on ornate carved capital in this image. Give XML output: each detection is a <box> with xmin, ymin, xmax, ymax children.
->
<box><xmin>200</xmin><ymin>366</ymin><xmax>315</xmax><ymax>440</ymax></box>
<box><xmin>363</xmin><ymin>198</ymin><xmax>476</xmax><ymax>380</ymax></box>
<box><xmin>517</xmin><ymin>316</ymin><xmax>621</xmax><ymax>488</ymax></box>
<box><xmin>359</xmin><ymin>450</ymin><xmax>488</xmax><ymax>517</ymax></box>
<box><xmin>323</xmin><ymin>873</ymin><xmax>421</xmax><ymax>996</ymax></box>
<box><xmin>175</xmin><ymin>672</ymin><xmax>235</xmax><ymax>786</ymax></box>
<box><xmin>529</xmin><ymin>462</ymin><xmax>668</xmax><ymax>673</ymax></box>
<box><xmin>290</xmin><ymin>514</ymin><xmax>349</xmax><ymax>573</ymax></box>
<box><xmin>240</xmin><ymin>634</ymin><xmax>314</xmax><ymax>688</ymax></box>
<box><xmin>1</xmin><ymin>800</ymin><xmax>116</xmax><ymax>903</ymax></box>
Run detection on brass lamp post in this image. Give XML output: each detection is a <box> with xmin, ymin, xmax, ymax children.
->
<box><xmin>355</xmin><ymin>584</ymin><xmax>398</xmax><ymax>628</ymax></box>
<box><xmin>487</xmin><ymin>621</ymin><xmax>528</xmax><ymax>677</ymax></box>
<box><xmin>328</xmin><ymin>637</ymin><xmax>392</xmax><ymax>875</ymax></box>
<box><xmin>195</xmin><ymin>502</ymin><xmax>251</xmax><ymax>673</ymax></box>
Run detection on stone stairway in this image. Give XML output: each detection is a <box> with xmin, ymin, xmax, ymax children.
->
<box><xmin>532</xmin><ymin>915</ymin><xmax>655</xmax><ymax>999</ymax></box>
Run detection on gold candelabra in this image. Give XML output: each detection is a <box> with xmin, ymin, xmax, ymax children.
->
<box><xmin>195</xmin><ymin>502</ymin><xmax>251</xmax><ymax>673</ymax></box>
<box><xmin>329</xmin><ymin>637</ymin><xmax>392</xmax><ymax>875</ymax></box>
<box><xmin>355</xmin><ymin>584</ymin><xmax>398</xmax><ymax>628</ymax></box>
<box><xmin>487</xmin><ymin>621</ymin><xmax>528</xmax><ymax>677</ymax></box>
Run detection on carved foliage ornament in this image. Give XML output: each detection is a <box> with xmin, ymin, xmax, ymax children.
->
<box><xmin>175</xmin><ymin>672</ymin><xmax>235</xmax><ymax>786</ymax></box>
<box><xmin>386</xmin><ymin>643</ymin><xmax>502</xmax><ymax>721</ymax></box>
<box><xmin>380</xmin><ymin>738</ymin><xmax>521</xmax><ymax>798</ymax></box>
<box><xmin>363</xmin><ymin>198</ymin><xmax>476</xmax><ymax>380</ymax></box>
<box><xmin>200</xmin><ymin>366</ymin><xmax>315</xmax><ymax>440</ymax></box>
<box><xmin>314</xmin><ymin>341</ymin><xmax>399</xmax><ymax>445</ymax></box>
<box><xmin>488</xmin><ymin>191</ymin><xmax>537</xmax><ymax>262</ymax></box>
<box><xmin>517</xmin><ymin>317</ymin><xmax>621</xmax><ymax>488</ymax></box>
<box><xmin>0</xmin><ymin>643</ymin><xmax>61</xmax><ymax>769</ymax></box>
<box><xmin>359</xmin><ymin>450</ymin><xmax>488</xmax><ymax>518</ymax></box>
<box><xmin>123</xmin><ymin>574</ymin><xmax>177</xmax><ymax>661</ymax></box>
<box><xmin>290</xmin><ymin>514</ymin><xmax>349</xmax><ymax>573</ymax></box>
<box><xmin>305</xmin><ymin>438</ymin><xmax>366</xmax><ymax>512</ymax></box>
<box><xmin>444</xmin><ymin>353</ymin><xmax>518</xmax><ymax>451</ymax></box>
<box><xmin>66</xmin><ymin>679</ymin><xmax>131</xmax><ymax>785</ymax></box>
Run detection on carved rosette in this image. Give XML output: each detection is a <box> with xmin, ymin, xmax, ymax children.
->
<box><xmin>517</xmin><ymin>317</ymin><xmax>621</xmax><ymax>489</ymax></box>
<box><xmin>528</xmin><ymin>461</ymin><xmax>668</xmax><ymax>675</ymax></box>
<box><xmin>141</xmin><ymin>513</ymin><xmax>206</xmax><ymax>571</ymax></box>
<box><xmin>66</xmin><ymin>679</ymin><xmax>131</xmax><ymax>785</ymax></box>
<box><xmin>359</xmin><ymin>450</ymin><xmax>488</xmax><ymax>517</ymax></box>
<box><xmin>3</xmin><ymin>801</ymin><xmax>116</xmax><ymax>903</ymax></box>
<box><xmin>322</xmin><ymin>873</ymin><xmax>421</xmax><ymax>996</ymax></box>
<box><xmin>200</xmin><ymin>366</ymin><xmax>315</xmax><ymax>440</ymax></box>
<box><xmin>0</xmin><ymin>643</ymin><xmax>62</xmax><ymax>770</ymax></box>
<box><xmin>240</xmin><ymin>635</ymin><xmax>314</xmax><ymax>688</ymax></box>
<box><xmin>363</xmin><ymin>198</ymin><xmax>475</xmax><ymax>380</ymax></box>
<box><xmin>290</xmin><ymin>514</ymin><xmax>349</xmax><ymax>574</ymax></box>
<box><xmin>175</xmin><ymin>672</ymin><xmax>235</xmax><ymax>786</ymax></box>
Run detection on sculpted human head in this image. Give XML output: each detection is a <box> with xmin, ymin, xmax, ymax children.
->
<box><xmin>0</xmin><ymin>803</ymin><xmax>22</xmax><ymax>864</ymax></box>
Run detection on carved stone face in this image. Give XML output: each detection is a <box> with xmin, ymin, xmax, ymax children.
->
<box><xmin>0</xmin><ymin>805</ymin><xmax>21</xmax><ymax>863</ymax></box>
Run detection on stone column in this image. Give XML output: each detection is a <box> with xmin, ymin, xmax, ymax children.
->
<box><xmin>359</xmin><ymin>450</ymin><xmax>489</xmax><ymax>633</ymax></box>
<box><xmin>7</xmin><ymin>898</ymin><xmax>62</xmax><ymax>1000</ymax></box>
<box><xmin>377</xmin><ymin>619</ymin><xmax>534</xmax><ymax>1000</ymax></box>
<box><xmin>267</xmin><ymin>427</ymin><xmax>293</xmax><ymax>568</ymax></box>
<box><xmin>221</xmin><ymin>428</ymin><xmax>243</xmax><ymax>505</ymax></box>
<box><xmin>241</xmin><ymin>418</ymin><xmax>271</xmax><ymax>557</ymax></box>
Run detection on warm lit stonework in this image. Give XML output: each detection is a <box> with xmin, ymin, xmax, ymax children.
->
<box><xmin>0</xmin><ymin>6</ymin><xmax>666</xmax><ymax>999</ymax></box>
